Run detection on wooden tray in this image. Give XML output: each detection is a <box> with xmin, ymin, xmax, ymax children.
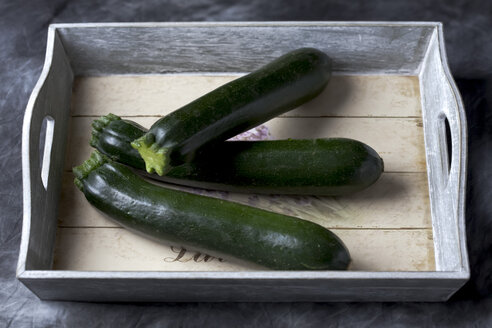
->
<box><xmin>18</xmin><ymin>22</ymin><xmax>468</xmax><ymax>302</ymax></box>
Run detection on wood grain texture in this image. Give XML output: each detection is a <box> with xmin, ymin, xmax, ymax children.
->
<box><xmin>20</xmin><ymin>32</ymin><xmax>74</xmax><ymax>271</ymax></box>
<box><xmin>59</xmin><ymin>172</ymin><xmax>431</xmax><ymax>229</ymax></box>
<box><xmin>56</xmin><ymin>74</ymin><xmax>434</xmax><ymax>272</ymax></box>
<box><xmin>71</xmin><ymin>75</ymin><xmax>422</xmax><ymax>117</ymax></box>
<box><xmin>68</xmin><ymin>74</ymin><xmax>425</xmax><ymax>173</ymax></box>
<box><xmin>53</xmin><ymin>227</ymin><xmax>434</xmax><ymax>272</ymax></box>
<box><xmin>57</xmin><ymin>23</ymin><xmax>434</xmax><ymax>75</ymax></box>
<box><xmin>419</xmin><ymin>31</ymin><xmax>468</xmax><ymax>272</ymax></box>
<box><xmin>20</xmin><ymin>273</ymin><xmax>461</xmax><ymax>302</ymax></box>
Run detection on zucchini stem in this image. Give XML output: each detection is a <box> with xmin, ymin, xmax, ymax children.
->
<box><xmin>73</xmin><ymin>150</ymin><xmax>109</xmax><ymax>191</ymax></box>
<box><xmin>131</xmin><ymin>136</ymin><xmax>169</xmax><ymax>176</ymax></box>
<box><xmin>90</xmin><ymin>113</ymin><xmax>121</xmax><ymax>148</ymax></box>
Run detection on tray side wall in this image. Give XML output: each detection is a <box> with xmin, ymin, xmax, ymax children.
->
<box><xmin>56</xmin><ymin>23</ymin><xmax>434</xmax><ymax>75</ymax></box>
<box><xmin>20</xmin><ymin>273</ymin><xmax>463</xmax><ymax>302</ymax></box>
<box><xmin>18</xmin><ymin>28</ymin><xmax>74</xmax><ymax>273</ymax></box>
<box><xmin>419</xmin><ymin>27</ymin><xmax>469</xmax><ymax>274</ymax></box>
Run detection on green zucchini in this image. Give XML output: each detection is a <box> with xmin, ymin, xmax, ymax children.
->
<box><xmin>73</xmin><ymin>151</ymin><xmax>351</xmax><ymax>270</ymax></box>
<box><xmin>92</xmin><ymin>114</ymin><xmax>384</xmax><ymax>195</ymax></box>
<box><xmin>131</xmin><ymin>48</ymin><xmax>332</xmax><ymax>175</ymax></box>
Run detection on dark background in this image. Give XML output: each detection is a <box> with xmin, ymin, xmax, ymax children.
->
<box><xmin>1</xmin><ymin>0</ymin><xmax>491</xmax><ymax>326</ymax></box>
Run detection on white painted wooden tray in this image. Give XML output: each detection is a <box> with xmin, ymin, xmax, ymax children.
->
<box><xmin>18</xmin><ymin>22</ymin><xmax>468</xmax><ymax>302</ymax></box>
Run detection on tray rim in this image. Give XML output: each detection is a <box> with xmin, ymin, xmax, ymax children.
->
<box><xmin>49</xmin><ymin>21</ymin><xmax>445</xmax><ymax>28</ymax></box>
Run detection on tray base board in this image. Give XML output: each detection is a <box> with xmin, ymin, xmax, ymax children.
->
<box><xmin>54</xmin><ymin>74</ymin><xmax>435</xmax><ymax>273</ymax></box>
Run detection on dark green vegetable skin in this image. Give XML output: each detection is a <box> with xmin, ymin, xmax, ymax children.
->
<box><xmin>92</xmin><ymin>114</ymin><xmax>384</xmax><ymax>195</ymax></box>
<box><xmin>73</xmin><ymin>151</ymin><xmax>351</xmax><ymax>270</ymax></box>
<box><xmin>131</xmin><ymin>48</ymin><xmax>333</xmax><ymax>176</ymax></box>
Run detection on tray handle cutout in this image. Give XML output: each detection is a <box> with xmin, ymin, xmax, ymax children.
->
<box><xmin>437</xmin><ymin>112</ymin><xmax>452</xmax><ymax>187</ymax></box>
<box><xmin>39</xmin><ymin>115</ymin><xmax>55</xmax><ymax>190</ymax></box>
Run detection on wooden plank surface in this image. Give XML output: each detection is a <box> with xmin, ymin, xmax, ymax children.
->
<box><xmin>53</xmin><ymin>227</ymin><xmax>435</xmax><ymax>272</ymax></box>
<box><xmin>59</xmin><ymin>172</ymin><xmax>431</xmax><ymax>229</ymax></box>
<box><xmin>55</xmin><ymin>74</ymin><xmax>435</xmax><ymax>272</ymax></box>
<box><xmin>71</xmin><ymin>75</ymin><xmax>422</xmax><ymax>117</ymax></box>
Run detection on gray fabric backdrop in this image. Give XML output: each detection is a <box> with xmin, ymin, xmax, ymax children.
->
<box><xmin>1</xmin><ymin>0</ymin><xmax>491</xmax><ymax>326</ymax></box>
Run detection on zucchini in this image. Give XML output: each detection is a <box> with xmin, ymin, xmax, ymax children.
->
<box><xmin>92</xmin><ymin>114</ymin><xmax>384</xmax><ymax>195</ymax></box>
<box><xmin>131</xmin><ymin>48</ymin><xmax>332</xmax><ymax>175</ymax></box>
<box><xmin>73</xmin><ymin>151</ymin><xmax>351</xmax><ymax>270</ymax></box>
